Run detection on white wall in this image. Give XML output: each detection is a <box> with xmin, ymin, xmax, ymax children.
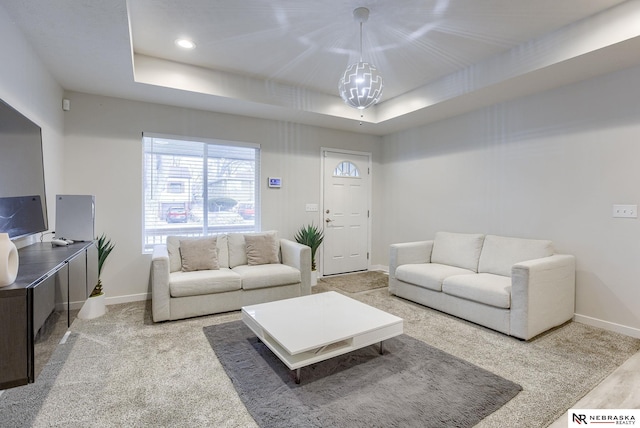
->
<box><xmin>4</xmin><ymin>1</ymin><xmax>638</xmax><ymax>337</ymax></box>
<box><xmin>379</xmin><ymin>64</ymin><xmax>640</xmax><ymax>337</ymax></box>
<box><xmin>0</xmin><ymin>5</ymin><xmax>65</xmax><ymax>247</ymax></box>
<box><xmin>62</xmin><ymin>91</ymin><xmax>383</xmax><ymax>303</ymax></box>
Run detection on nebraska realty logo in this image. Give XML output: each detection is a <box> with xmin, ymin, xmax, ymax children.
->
<box><xmin>569</xmin><ymin>409</ymin><xmax>638</xmax><ymax>425</ymax></box>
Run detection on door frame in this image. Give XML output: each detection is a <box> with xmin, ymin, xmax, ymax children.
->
<box><xmin>319</xmin><ymin>147</ymin><xmax>372</xmax><ymax>278</ymax></box>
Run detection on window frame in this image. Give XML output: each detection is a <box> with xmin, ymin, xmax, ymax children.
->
<box><xmin>333</xmin><ymin>160</ymin><xmax>361</xmax><ymax>178</ymax></box>
<box><xmin>142</xmin><ymin>133</ymin><xmax>260</xmax><ymax>253</ymax></box>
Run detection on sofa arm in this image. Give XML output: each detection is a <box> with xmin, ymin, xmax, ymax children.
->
<box><xmin>389</xmin><ymin>240</ymin><xmax>434</xmax><ymax>294</ymax></box>
<box><xmin>389</xmin><ymin>240</ymin><xmax>433</xmax><ymax>278</ymax></box>
<box><xmin>280</xmin><ymin>238</ymin><xmax>311</xmax><ymax>296</ymax></box>
<box><xmin>151</xmin><ymin>245</ymin><xmax>171</xmax><ymax>322</ymax></box>
<box><xmin>510</xmin><ymin>254</ymin><xmax>576</xmax><ymax>340</ymax></box>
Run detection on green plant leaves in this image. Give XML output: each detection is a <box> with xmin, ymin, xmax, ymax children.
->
<box><xmin>294</xmin><ymin>223</ymin><xmax>324</xmax><ymax>271</ymax></box>
<box><xmin>96</xmin><ymin>233</ymin><xmax>115</xmax><ymax>276</ymax></box>
<box><xmin>91</xmin><ymin>233</ymin><xmax>115</xmax><ymax>296</ymax></box>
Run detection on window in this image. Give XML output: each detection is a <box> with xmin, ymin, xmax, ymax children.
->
<box><xmin>142</xmin><ymin>134</ymin><xmax>260</xmax><ymax>252</ymax></box>
<box><xmin>166</xmin><ymin>182</ymin><xmax>184</xmax><ymax>193</ymax></box>
<box><xmin>334</xmin><ymin>161</ymin><xmax>360</xmax><ymax>177</ymax></box>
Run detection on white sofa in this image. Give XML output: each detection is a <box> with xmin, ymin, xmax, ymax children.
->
<box><xmin>151</xmin><ymin>231</ymin><xmax>311</xmax><ymax>322</ymax></box>
<box><xmin>389</xmin><ymin>232</ymin><xmax>575</xmax><ymax>340</ymax></box>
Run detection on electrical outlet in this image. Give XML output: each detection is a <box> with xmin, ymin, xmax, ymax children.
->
<box><xmin>612</xmin><ymin>204</ymin><xmax>637</xmax><ymax>218</ymax></box>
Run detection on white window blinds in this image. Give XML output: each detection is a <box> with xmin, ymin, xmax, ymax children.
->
<box><xmin>142</xmin><ymin>134</ymin><xmax>260</xmax><ymax>252</ymax></box>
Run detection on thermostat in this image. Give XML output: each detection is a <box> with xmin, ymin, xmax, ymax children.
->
<box><xmin>268</xmin><ymin>177</ymin><xmax>282</xmax><ymax>188</ymax></box>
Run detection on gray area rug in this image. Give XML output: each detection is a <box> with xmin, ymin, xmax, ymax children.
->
<box><xmin>203</xmin><ymin>320</ymin><xmax>522</xmax><ymax>428</ymax></box>
<box><xmin>318</xmin><ymin>270</ymin><xmax>388</xmax><ymax>293</ymax></box>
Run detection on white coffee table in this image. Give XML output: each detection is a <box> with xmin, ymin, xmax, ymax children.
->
<box><xmin>241</xmin><ymin>291</ymin><xmax>404</xmax><ymax>383</ymax></box>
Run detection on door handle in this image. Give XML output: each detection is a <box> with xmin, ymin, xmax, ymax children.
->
<box><xmin>325</xmin><ymin>218</ymin><xmax>332</xmax><ymax>223</ymax></box>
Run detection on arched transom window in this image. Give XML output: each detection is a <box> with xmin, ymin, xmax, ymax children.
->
<box><xmin>333</xmin><ymin>161</ymin><xmax>360</xmax><ymax>178</ymax></box>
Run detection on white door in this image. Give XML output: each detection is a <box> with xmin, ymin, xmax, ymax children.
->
<box><xmin>322</xmin><ymin>150</ymin><xmax>370</xmax><ymax>276</ymax></box>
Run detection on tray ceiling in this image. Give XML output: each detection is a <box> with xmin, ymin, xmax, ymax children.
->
<box><xmin>3</xmin><ymin>0</ymin><xmax>640</xmax><ymax>135</ymax></box>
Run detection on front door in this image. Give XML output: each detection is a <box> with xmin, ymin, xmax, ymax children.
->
<box><xmin>322</xmin><ymin>150</ymin><xmax>370</xmax><ymax>276</ymax></box>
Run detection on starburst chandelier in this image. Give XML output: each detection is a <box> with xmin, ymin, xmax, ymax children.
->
<box><xmin>338</xmin><ymin>7</ymin><xmax>384</xmax><ymax>110</ymax></box>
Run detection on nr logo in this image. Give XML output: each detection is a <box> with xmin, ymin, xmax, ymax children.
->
<box><xmin>573</xmin><ymin>413</ymin><xmax>588</xmax><ymax>424</ymax></box>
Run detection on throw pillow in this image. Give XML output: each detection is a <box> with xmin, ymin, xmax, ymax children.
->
<box><xmin>245</xmin><ymin>233</ymin><xmax>279</xmax><ymax>266</ymax></box>
<box><xmin>180</xmin><ymin>237</ymin><xmax>219</xmax><ymax>272</ymax></box>
<box><xmin>431</xmin><ymin>231</ymin><xmax>485</xmax><ymax>272</ymax></box>
<box><xmin>166</xmin><ymin>236</ymin><xmax>183</xmax><ymax>273</ymax></box>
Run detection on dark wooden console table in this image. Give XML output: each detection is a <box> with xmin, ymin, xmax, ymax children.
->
<box><xmin>0</xmin><ymin>242</ymin><xmax>97</xmax><ymax>390</ymax></box>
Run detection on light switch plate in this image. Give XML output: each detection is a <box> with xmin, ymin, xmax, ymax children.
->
<box><xmin>612</xmin><ymin>204</ymin><xmax>637</xmax><ymax>218</ymax></box>
<box><xmin>305</xmin><ymin>204</ymin><xmax>318</xmax><ymax>212</ymax></box>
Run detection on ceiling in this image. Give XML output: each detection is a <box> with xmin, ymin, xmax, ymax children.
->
<box><xmin>3</xmin><ymin>0</ymin><xmax>640</xmax><ymax>135</ymax></box>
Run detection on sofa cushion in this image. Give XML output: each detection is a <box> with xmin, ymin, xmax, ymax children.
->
<box><xmin>228</xmin><ymin>231</ymin><xmax>279</xmax><ymax>268</ymax></box>
<box><xmin>233</xmin><ymin>264</ymin><xmax>301</xmax><ymax>290</ymax></box>
<box><xmin>245</xmin><ymin>233</ymin><xmax>279</xmax><ymax>265</ymax></box>
<box><xmin>395</xmin><ymin>263</ymin><xmax>475</xmax><ymax>292</ymax></box>
<box><xmin>169</xmin><ymin>268</ymin><xmax>241</xmax><ymax>298</ymax></box>
<box><xmin>167</xmin><ymin>234</ymin><xmax>229</xmax><ymax>272</ymax></box>
<box><xmin>478</xmin><ymin>235</ymin><xmax>554</xmax><ymax>277</ymax></box>
<box><xmin>166</xmin><ymin>236</ymin><xmax>182</xmax><ymax>273</ymax></box>
<box><xmin>216</xmin><ymin>234</ymin><xmax>229</xmax><ymax>269</ymax></box>
<box><xmin>442</xmin><ymin>273</ymin><xmax>512</xmax><ymax>309</ymax></box>
<box><xmin>179</xmin><ymin>237</ymin><xmax>219</xmax><ymax>272</ymax></box>
<box><xmin>431</xmin><ymin>232</ymin><xmax>485</xmax><ymax>272</ymax></box>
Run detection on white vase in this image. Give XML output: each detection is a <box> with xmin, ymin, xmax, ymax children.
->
<box><xmin>311</xmin><ymin>270</ymin><xmax>318</xmax><ymax>286</ymax></box>
<box><xmin>0</xmin><ymin>233</ymin><xmax>19</xmax><ymax>287</ymax></box>
<box><xmin>78</xmin><ymin>293</ymin><xmax>107</xmax><ymax>319</ymax></box>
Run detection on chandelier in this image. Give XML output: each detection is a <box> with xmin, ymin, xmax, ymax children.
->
<box><xmin>338</xmin><ymin>7</ymin><xmax>384</xmax><ymax>110</ymax></box>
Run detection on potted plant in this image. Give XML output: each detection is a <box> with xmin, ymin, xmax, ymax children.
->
<box><xmin>78</xmin><ymin>234</ymin><xmax>115</xmax><ymax>319</ymax></box>
<box><xmin>294</xmin><ymin>223</ymin><xmax>324</xmax><ymax>286</ymax></box>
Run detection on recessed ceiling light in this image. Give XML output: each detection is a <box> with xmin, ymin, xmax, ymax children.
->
<box><xmin>175</xmin><ymin>38</ymin><xmax>196</xmax><ymax>49</ymax></box>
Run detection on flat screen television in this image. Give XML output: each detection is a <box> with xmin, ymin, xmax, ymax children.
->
<box><xmin>0</xmin><ymin>98</ymin><xmax>48</xmax><ymax>240</ymax></box>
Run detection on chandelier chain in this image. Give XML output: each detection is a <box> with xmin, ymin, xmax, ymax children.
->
<box><xmin>359</xmin><ymin>21</ymin><xmax>363</xmax><ymax>62</ymax></box>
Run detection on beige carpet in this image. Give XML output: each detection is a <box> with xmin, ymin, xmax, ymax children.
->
<box><xmin>318</xmin><ymin>270</ymin><xmax>388</xmax><ymax>293</ymax></box>
<box><xmin>1</xmin><ymin>272</ymin><xmax>639</xmax><ymax>427</ymax></box>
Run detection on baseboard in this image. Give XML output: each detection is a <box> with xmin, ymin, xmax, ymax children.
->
<box><xmin>106</xmin><ymin>292</ymin><xmax>151</xmax><ymax>305</ymax></box>
<box><xmin>318</xmin><ymin>266</ymin><xmax>389</xmax><ymax>279</ymax></box>
<box><xmin>574</xmin><ymin>313</ymin><xmax>640</xmax><ymax>339</ymax></box>
<box><xmin>57</xmin><ymin>292</ymin><xmax>151</xmax><ymax>311</ymax></box>
<box><xmin>56</xmin><ymin>301</ymin><xmax>85</xmax><ymax>311</ymax></box>
<box><xmin>69</xmin><ymin>300</ymin><xmax>84</xmax><ymax>310</ymax></box>
<box><xmin>370</xmin><ymin>264</ymin><xmax>388</xmax><ymax>273</ymax></box>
